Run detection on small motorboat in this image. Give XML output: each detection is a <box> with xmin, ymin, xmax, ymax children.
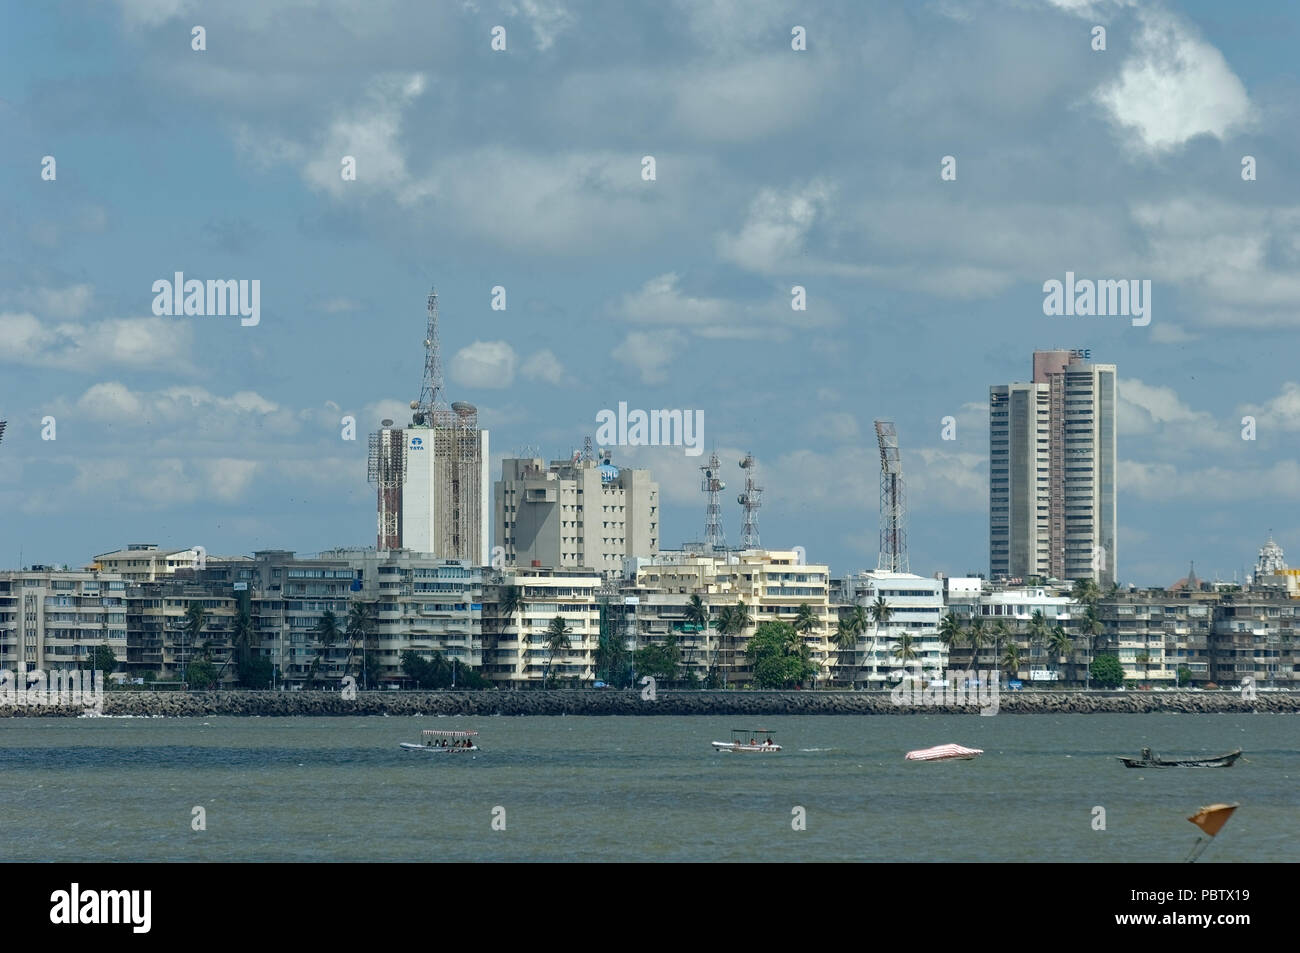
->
<box><xmin>712</xmin><ymin>728</ymin><xmax>781</xmax><ymax>753</ymax></box>
<box><xmin>905</xmin><ymin>743</ymin><xmax>983</xmax><ymax>762</ymax></box>
<box><xmin>1117</xmin><ymin>746</ymin><xmax>1241</xmax><ymax>768</ymax></box>
<box><xmin>400</xmin><ymin>729</ymin><xmax>479</xmax><ymax>752</ymax></box>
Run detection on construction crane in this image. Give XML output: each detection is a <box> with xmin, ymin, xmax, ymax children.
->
<box><xmin>875</xmin><ymin>420</ymin><xmax>908</xmax><ymax>573</ymax></box>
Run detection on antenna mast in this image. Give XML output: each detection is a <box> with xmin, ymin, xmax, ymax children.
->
<box><xmin>875</xmin><ymin>420</ymin><xmax>908</xmax><ymax>573</ymax></box>
<box><xmin>701</xmin><ymin>451</ymin><xmax>727</xmax><ymax>552</ymax></box>
<box><xmin>738</xmin><ymin>453</ymin><xmax>762</xmax><ymax>549</ymax></box>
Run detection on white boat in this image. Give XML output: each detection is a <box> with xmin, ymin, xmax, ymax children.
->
<box><xmin>712</xmin><ymin>728</ymin><xmax>782</xmax><ymax>753</ymax></box>
<box><xmin>904</xmin><ymin>743</ymin><xmax>982</xmax><ymax>762</ymax></box>
<box><xmin>400</xmin><ymin>729</ymin><xmax>479</xmax><ymax>752</ymax></box>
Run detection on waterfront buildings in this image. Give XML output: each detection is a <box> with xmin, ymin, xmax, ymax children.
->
<box><xmin>495</xmin><ymin>452</ymin><xmax>658</xmax><ymax>576</ymax></box>
<box><xmin>837</xmin><ymin>571</ymin><xmax>946</xmax><ymax>687</ymax></box>
<box><xmin>0</xmin><ymin>568</ymin><xmax>127</xmax><ymax>672</ymax></box>
<box><xmin>990</xmin><ymin>350</ymin><xmax>1117</xmax><ymax>586</ymax></box>
<box><xmin>481</xmin><ymin>566</ymin><xmax>601</xmax><ymax>685</ymax></box>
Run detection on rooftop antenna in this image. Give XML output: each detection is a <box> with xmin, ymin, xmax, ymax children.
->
<box><xmin>411</xmin><ymin>287</ymin><xmax>446</xmax><ymax>424</ymax></box>
<box><xmin>701</xmin><ymin>450</ymin><xmax>726</xmax><ymax>552</ymax></box>
<box><xmin>738</xmin><ymin>452</ymin><xmax>762</xmax><ymax>549</ymax></box>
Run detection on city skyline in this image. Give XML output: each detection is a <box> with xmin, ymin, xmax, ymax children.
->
<box><xmin>4</xmin><ymin>1</ymin><xmax>1300</xmax><ymax>585</ymax></box>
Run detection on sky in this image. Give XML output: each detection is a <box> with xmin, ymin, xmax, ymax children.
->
<box><xmin>2</xmin><ymin>0</ymin><xmax>1299</xmax><ymax>585</ymax></box>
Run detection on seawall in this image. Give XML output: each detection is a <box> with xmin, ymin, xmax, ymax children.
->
<box><xmin>3</xmin><ymin>689</ymin><xmax>1298</xmax><ymax>717</ymax></box>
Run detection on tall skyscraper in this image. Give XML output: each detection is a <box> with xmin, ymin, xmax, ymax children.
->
<box><xmin>990</xmin><ymin>350</ymin><xmax>1116</xmax><ymax>585</ymax></box>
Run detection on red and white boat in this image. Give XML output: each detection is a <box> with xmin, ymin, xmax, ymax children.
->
<box><xmin>905</xmin><ymin>743</ymin><xmax>983</xmax><ymax>762</ymax></box>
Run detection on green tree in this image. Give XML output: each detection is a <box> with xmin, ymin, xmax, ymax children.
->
<box><xmin>794</xmin><ymin>603</ymin><xmax>817</xmax><ymax>637</ymax></box>
<box><xmin>1176</xmin><ymin>666</ymin><xmax>1192</xmax><ymax>687</ymax></box>
<box><xmin>684</xmin><ymin>593</ymin><xmax>710</xmax><ymax>674</ymax></box>
<box><xmin>1082</xmin><ymin>604</ymin><xmax>1104</xmax><ymax>690</ymax></box>
<box><xmin>745</xmin><ymin>621</ymin><xmax>818</xmax><ymax>688</ymax></box>
<box><xmin>890</xmin><ymin>633</ymin><xmax>917</xmax><ymax>663</ymax></box>
<box><xmin>239</xmin><ymin>654</ymin><xmax>273</xmax><ymax>690</ymax></box>
<box><xmin>1089</xmin><ymin>653</ymin><xmax>1124</xmax><ymax>689</ymax></box>
<box><xmin>542</xmin><ymin>616</ymin><xmax>572</xmax><ymax>687</ymax></box>
<box><xmin>1002</xmin><ymin>642</ymin><xmax>1022</xmax><ymax>682</ymax></box>
<box><xmin>634</xmin><ymin>636</ymin><xmax>680</xmax><ymax>682</ymax></box>
<box><xmin>938</xmin><ymin>612</ymin><xmax>963</xmax><ymax>652</ymax></box>
<box><xmin>718</xmin><ymin>600</ymin><xmax>752</xmax><ymax>687</ymax></box>
<box><xmin>186</xmin><ymin>658</ymin><xmax>219</xmax><ymax>690</ymax></box>
<box><xmin>311</xmin><ymin>610</ymin><xmax>341</xmax><ymax>687</ymax></box>
<box><xmin>88</xmin><ymin>644</ymin><xmax>117</xmax><ymax>674</ymax></box>
<box><xmin>1071</xmin><ymin>578</ymin><xmax>1102</xmax><ymax>608</ymax></box>
<box><xmin>180</xmin><ymin>603</ymin><xmax>208</xmax><ymax>680</ymax></box>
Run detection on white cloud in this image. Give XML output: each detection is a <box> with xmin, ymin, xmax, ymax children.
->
<box><xmin>505</xmin><ymin>0</ymin><xmax>575</xmax><ymax>51</ymax></box>
<box><xmin>1123</xmin><ymin>459</ymin><xmax>1300</xmax><ymax>501</ymax></box>
<box><xmin>1093</xmin><ymin>7</ymin><xmax>1252</xmax><ymax>155</ymax></box>
<box><xmin>611</xmin><ymin>330</ymin><xmax>687</xmax><ymax>384</ymax></box>
<box><xmin>12</xmin><ymin>284</ymin><xmax>94</xmax><ymax>320</ymax></box>
<box><xmin>1118</xmin><ymin>377</ymin><xmax>1233</xmax><ymax>455</ymax></box>
<box><xmin>717</xmin><ymin>181</ymin><xmax>832</xmax><ymax>274</ymax></box>
<box><xmin>521</xmin><ymin>349</ymin><xmax>568</xmax><ymax>385</ymax></box>
<box><xmin>0</xmin><ymin>313</ymin><xmax>193</xmax><ymax>372</ymax></box>
<box><xmin>614</xmin><ymin>272</ymin><xmax>827</xmax><ymax>340</ymax></box>
<box><xmin>1241</xmin><ymin>382</ymin><xmax>1300</xmax><ymax>433</ymax></box>
<box><xmin>451</xmin><ymin>340</ymin><xmax>517</xmax><ymax>389</ymax></box>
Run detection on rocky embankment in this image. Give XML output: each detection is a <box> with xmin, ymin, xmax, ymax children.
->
<box><xmin>2</xmin><ymin>689</ymin><xmax>1297</xmax><ymax>717</ymax></box>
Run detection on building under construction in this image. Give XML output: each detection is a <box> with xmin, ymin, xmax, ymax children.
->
<box><xmin>367</xmin><ymin>289</ymin><xmax>490</xmax><ymax>564</ymax></box>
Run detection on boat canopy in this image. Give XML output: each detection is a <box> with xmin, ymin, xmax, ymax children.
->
<box><xmin>421</xmin><ymin>729</ymin><xmax>479</xmax><ymax>738</ymax></box>
<box><xmin>731</xmin><ymin>729</ymin><xmax>775</xmax><ymax>735</ymax></box>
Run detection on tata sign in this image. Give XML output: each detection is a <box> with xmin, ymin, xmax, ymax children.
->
<box><xmin>410</xmin><ymin>437</ymin><xmax>424</xmax><ymax>449</ymax></box>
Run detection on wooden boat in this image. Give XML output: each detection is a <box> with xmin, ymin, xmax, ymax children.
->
<box><xmin>400</xmin><ymin>729</ymin><xmax>479</xmax><ymax>753</ymax></box>
<box><xmin>905</xmin><ymin>743</ymin><xmax>983</xmax><ymax>762</ymax></box>
<box><xmin>712</xmin><ymin>729</ymin><xmax>782</xmax><ymax>753</ymax></box>
<box><xmin>1117</xmin><ymin>746</ymin><xmax>1240</xmax><ymax>768</ymax></box>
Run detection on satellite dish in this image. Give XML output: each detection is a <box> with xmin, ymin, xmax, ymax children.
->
<box><xmin>409</xmin><ymin>400</ymin><xmax>419</xmax><ymax>410</ymax></box>
<box><xmin>451</xmin><ymin>401</ymin><xmax>477</xmax><ymax>417</ymax></box>
<box><xmin>381</xmin><ymin>418</ymin><xmax>394</xmax><ymax>427</ymax></box>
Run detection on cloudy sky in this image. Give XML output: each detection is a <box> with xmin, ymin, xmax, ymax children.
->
<box><xmin>2</xmin><ymin>0</ymin><xmax>1298</xmax><ymax>584</ymax></box>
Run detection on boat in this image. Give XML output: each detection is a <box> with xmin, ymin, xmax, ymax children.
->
<box><xmin>905</xmin><ymin>743</ymin><xmax>983</xmax><ymax>762</ymax></box>
<box><xmin>399</xmin><ymin>729</ymin><xmax>479</xmax><ymax>752</ymax></box>
<box><xmin>711</xmin><ymin>729</ymin><xmax>781</xmax><ymax>753</ymax></box>
<box><xmin>1116</xmin><ymin>747</ymin><xmax>1241</xmax><ymax>768</ymax></box>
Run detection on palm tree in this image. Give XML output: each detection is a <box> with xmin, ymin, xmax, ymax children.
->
<box><xmin>1002</xmin><ymin>643</ymin><xmax>1022</xmax><ymax>684</ymax></box>
<box><xmin>1082</xmin><ymin>603</ymin><xmax>1104</xmax><ymax>691</ymax></box>
<box><xmin>312</xmin><ymin>609</ymin><xmax>341</xmax><ymax>688</ymax></box>
<box><xmin>938</xmin><ymin>612</ymin><xmax>962</xmax><ymax>664</ymax></box>
<box><xmin>346</xmin><ymin>600</ymin><xmax>376</xmax><ymax>689</ymax></box>
<box><xmin>890</xmin><ymin>633</ymin><xmax>917</xmax><ymax>663</ymax></box>
<box><xmin>869</xmin><ymin>596</ymin><xmax>892</xmax><ymax>684</ymax></box>
<box><xmin>793</xmin><ymin>604</ymin><xmax>818</xmax><ymax>687</ymax></box>
<box><xmin>181</xmin><ymin>604</ymin><xmax>208</xmax><ymax>684</ymax></box>
<box><xmin>719</xmin><ymin>600</ymin><xmax>752</xmax><ymax>687</ymax></box>
<box><xmin>834</xmin><ymin>619</ymin><xmax>858</xmax><ymax>688</ymax></box>
<box><xmin>1048</xmin><ymin>625</ymin><xmax>1073</xmax><ymax>685</ymax></box>
<box><xmin>1135</xmin><ymin>651</ymin><xmax>1151</xmax><ymax>686</ymax></box>
<box><xmin>542</xmin><ymin>615</ymin><xmax>572</xmax><ymax>687</ymax></box>
<box><xmin>1071</xmin><ymin>578</ymin><xmax>1101</xmax><ymax>609</ymax></box>
<box><xmin>1028</xmin><ymin>610</ymin><xmax>1048</xmax><ymax>671</ymax></box>
<box><xmin>215</xmin><ymin>604</ymin><xmax>256</xmax><ymax>686</ymax></box>
<box><xmin>992</xmin><ymin>619</ymin><xmax>1010</xmax><ymax>683</ymax></box>
<box><xmin>684</xmin><ymin>593</ymin><xmax>709</xmax><ymax>678</ymax></box>
<box><xmin>966</xmin><ymin>615</ymin><xmax>989</xmax><ymax>671</ymax></box>
<box><xmin>847</xmin><ymin>604</ymin><xmax>869</xmax><ymax>685</ymax></box>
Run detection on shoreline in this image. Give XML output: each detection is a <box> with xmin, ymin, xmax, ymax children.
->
<box><xmin>3</xmin><ymin>689</ymin><xmax>1298</xmax><ymax>717</ymax></box>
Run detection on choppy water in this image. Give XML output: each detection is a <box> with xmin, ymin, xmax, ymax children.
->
<box><xmin>1</xmin><ymin>714</ymin><xmax>1294</xmax><ymax>862</ymax></box>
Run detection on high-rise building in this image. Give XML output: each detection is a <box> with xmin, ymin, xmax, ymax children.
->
<box><xmin>495</xmin><ymin>452</ymin><xmax>658</xmax><ymax>576</ymax></box>
<box><xmin>990</xmin><ymin>350</ymin><xmax>1116</xmax><ymax>584</ymax></box>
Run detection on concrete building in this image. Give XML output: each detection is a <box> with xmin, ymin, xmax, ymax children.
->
<box><xmin>496</xmin><ymin>451</ymin><xmax>658</xmax><ymax>577</ymax></box>
<box><xmin>990</xmin><ymin>350</ymin><xmax>1116</xmax><ymax>585</ymax></box>
<box><xmin>482</xmin><ymin>566</ymin><xmax>602</xmax><ymax>685</ymax></box>
<box><xmin>839</xmin><ymin>570</ymin><xmax>946</xmax><ymax>687</ymax></box>
<box><xmin>0</xmin><ymin>568</ymin><xmax>128</xmax><ymax>672</ymax></box>
<box><xmin>92</xmin><ymin>544</ymin><xmax>202</xmax><ymax>581</ymax></box>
